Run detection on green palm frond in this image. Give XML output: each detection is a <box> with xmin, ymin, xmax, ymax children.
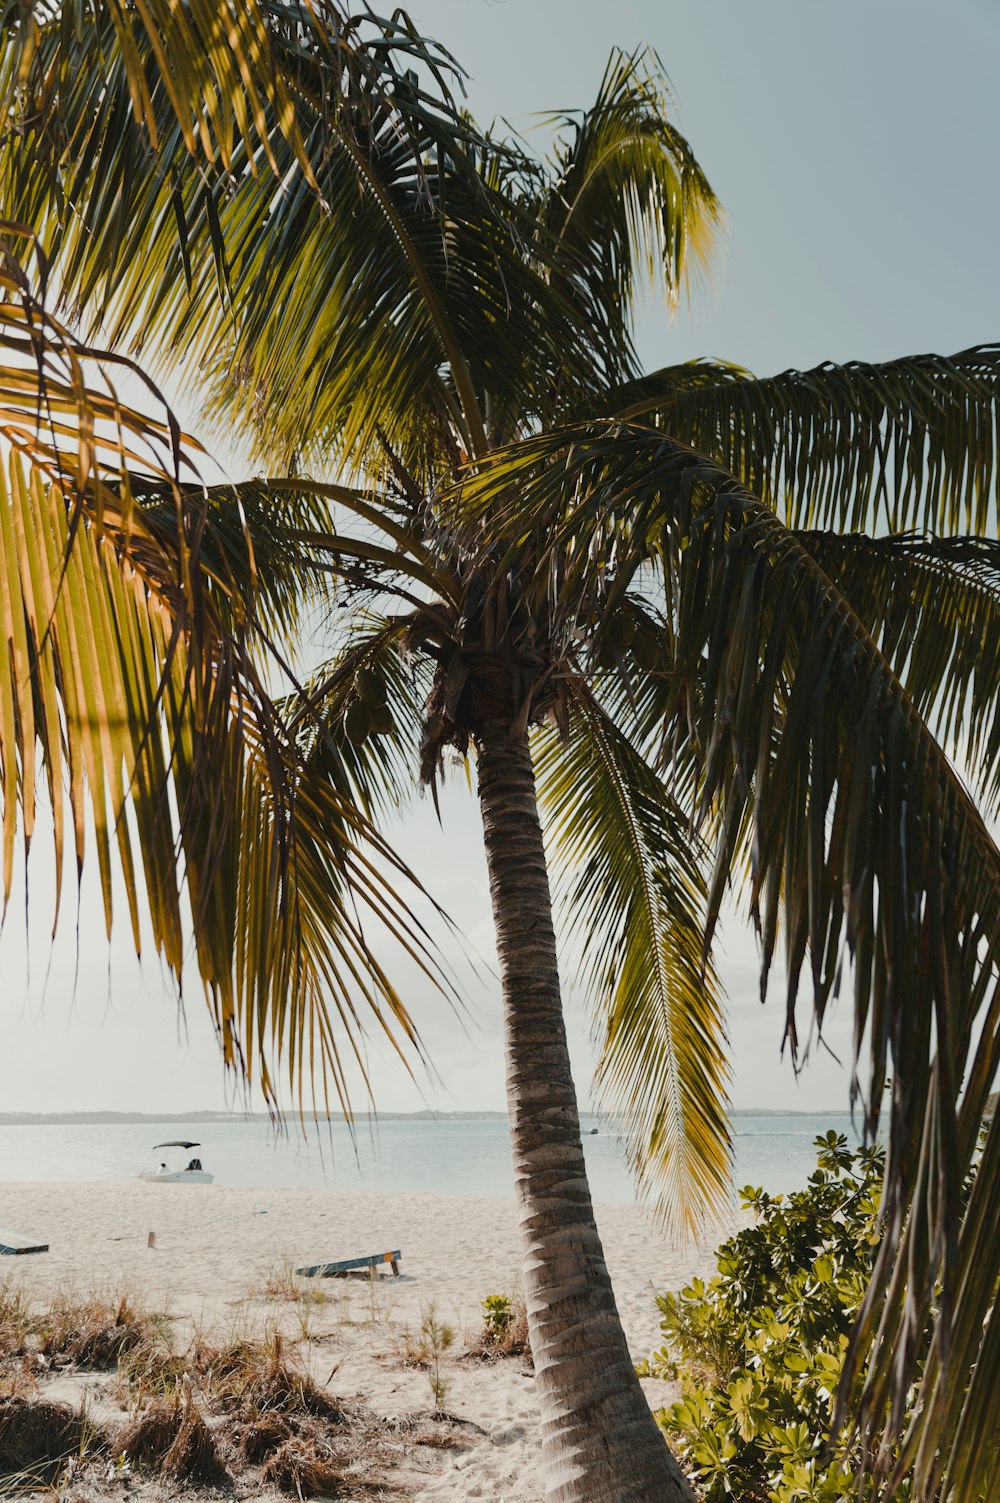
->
<box><xmin>0</xmin><ymin>1</ymin><xmax>466</xmax><ymax>188</ymax></box>
<box><xmin>535</xmin><ymin>689</ymin><xmax>730</xmax><ymax>1235</ymax></box>
<box><xmin>794</xmin><ymin>529</ymin><xmax>1000</xmax><ymax>811</ymax></box>
<box><xmin>601</xmin><ymin>347</ymin><xmax>1000</xmax><ymax>535</ymax></box>
<box><xmin>128</xmin><ymin>473</ymin><xmax>455</xmax><ymax>648</ymax></box>
<box><xmin>126</xmin><ymin>478</ymin><xmax>340</xmax><ymax>646</ymax></box>
<box><xmin>2</xmin><ymin>0</ymin><xmax>312</xmax><ymax>178</ymax></box>
<box><xmin>0</xmin><ymin>449</ymin><xmax>447</xmax><ymax>1114</ymax></box>
<box><xmin>454</xmin><ymin>421</ymin><xmax>1000</xmax><ymax>1499</ymax></box>
<box><xmin>539</xmin><ymin>49</ymin><xmax>722</xmax><ymax>394</ymax></box>
<box><xmin>0</xmin><ymin>224</ymin><xmax>196</xmax><ymax>499</ymax></box>
<box><xmin>290</xmin><ymin>615</ymin><xmax>432</xmax><ymax>826</ymax></box>
<box><xmin>0</xmin><ymin>4</ymin><xmax>576</xmax><ymax>480</ymax></box>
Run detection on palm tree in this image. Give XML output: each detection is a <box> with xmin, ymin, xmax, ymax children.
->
<box><xmin>2</xmin><ymin>7</ymin><xmax>999</xmax><ymax>1501</ymax></box>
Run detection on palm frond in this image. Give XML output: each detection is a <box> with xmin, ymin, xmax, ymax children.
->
<box><xmin>539</xmin><ymin>49</ymin><xmax>722</xmax><ymax>393</ymax></box>
<box><xmin>452</xmin><ymin>421</ymin><xmax>1000</xmax><ymax>1501</ymax></box>
<box><xmin>0</xmin><ymin>4</ymin><xmax>579</xmax><ymax>480</ymax></box>
<box><xmin>0</xmin><ymin>0</ymin><xmax>453</xmax><ymax>186</ymax></box>
<box><xmin>794</xmin><ymin>529</ymin><xmax>1000</xmax><ymax>815</ymax></box>
<box><xmin>600</xmin><ymin>348</ymin><xmax>1000</xmax><ymax>536</ymax></box>
<box><xmin>0</xmin><ymin>449</ymin><xmax>449</xmax><ymax>1115</ymax></box>
<box><xmin>124</xmin><ymin>472</ymin><xmax>456</xmax><ymax>658</ymax></box>
<box><xmin>289</xmin><ymin>615</ymin><xmax>432</xmax><ymax>826</ymax></box>
<box><xmin>534</xmin><ymin>688</ymin><xmax>730</xmax><ymax>1236</ymax></box>
<box><xmin>0</xmin><ymin>224</ymin><xmax>196</xmax><ymax>497</ymax></box>
<box><xmin>124</xmin><ymin>478</ymin><xmax>338</xmax><ymax>647</ymax></box>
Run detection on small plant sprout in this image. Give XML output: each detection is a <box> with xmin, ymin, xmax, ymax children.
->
<box><xmin>407</xmin><ymin>1305</ymin><xmax>455</xmax><ymax>1414</ymax></box>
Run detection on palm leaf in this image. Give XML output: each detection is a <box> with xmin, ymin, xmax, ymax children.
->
<box><xmin>599</xmin><ymin>348</ymin><xmax>1000</xmax><ymax>536</ymax></box>
<box><xmin>0</xmin><ymin>4</ymin><xmax>575</xmax><ymax>479</ymax></box>
<box><xmin>289</xmin><ymin>614</ymin><xmax>432</xmax><ymax>826</ymax></box>
<box><xmin>452</xmin><ymin>421</ymin><xmax>1000</xmax><ymax>1501</ymax></box>
<box><xmin>794</xmin><ymin>529</ymin><xmax>1000</xmax><ymax>815</ymax></box>
<box><xmin>0</xmin><ymin>224</ymin><xmax>195</xmax><ymax>500</ymax></box>
<box><xmin>534</xmin><ymin>687</ymin><xmax>730</xmax><ymax>1236</ymax></box>
<box><xmin>110</xmin><ymin>477</ymin><xmax>343</xmax><ymax>653</ymax></box>
<box><xmin>0</xmin><ymin>448</ymin><xmax>452</xmax><ymax>1115</ymax></box>
<box><xmin>0</xmin><ymin>0</ymin><xmax>423</xmax><ymax>182</ymax></box>
<box><xmin>538</xmin><ymin>49</ymin><xmax>722</xmax><ymax>394</ymax></box>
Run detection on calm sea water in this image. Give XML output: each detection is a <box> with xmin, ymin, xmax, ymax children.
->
<box><xmin>0</xmin><ymin>1113</ymin><xmax>861</xmax><ymax>1202</ymax></box>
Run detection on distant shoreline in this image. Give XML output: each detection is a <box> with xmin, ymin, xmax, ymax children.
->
<box><xmin>0</xmin><ymin>1107</ymin><xmax>851</xmax><ymax>1125</ymax></box>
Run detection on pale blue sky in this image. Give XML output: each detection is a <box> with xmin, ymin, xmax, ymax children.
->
<box><xmin>1</xmin><ymin>0</ymin><xmax>997</xmax><ymax>1119</ymax></box>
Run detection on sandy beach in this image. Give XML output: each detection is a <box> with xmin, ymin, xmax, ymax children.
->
<box><xmin>0</xmin><ymin>1182</ymin><xmax>732</xmax><ymax>1500</ymax></box>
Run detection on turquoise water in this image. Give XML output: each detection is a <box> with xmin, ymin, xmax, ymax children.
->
<box><xmin>0</xmin><ymin>1113</ymin><xmax>861</xmax><ymax>1201</ymax></box>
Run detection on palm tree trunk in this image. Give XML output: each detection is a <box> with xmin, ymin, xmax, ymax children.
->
<box><xmin>475</xmin><ymin>721</ymin><xmax>694</xmax><ymax>1503</ymax></box>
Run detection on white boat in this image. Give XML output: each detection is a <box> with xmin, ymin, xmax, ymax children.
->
<box><xmin>140</xmin><ymin>1140</ymin><xmax>214</xmax><ymax>1184</ymax></box>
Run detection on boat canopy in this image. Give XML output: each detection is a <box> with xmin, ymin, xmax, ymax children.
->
<box><xmin>152</xmin><ymin>1141</ymin><xmax>200</xmax><ymax>1150</ymax></box>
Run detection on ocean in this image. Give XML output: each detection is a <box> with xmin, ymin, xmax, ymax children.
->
<box><xmin>0</xmin><ymin>1112</ymin><xmax>863</xmax><ymax>1201</ymax></box>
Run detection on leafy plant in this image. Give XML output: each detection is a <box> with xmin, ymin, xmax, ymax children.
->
<box><xmin>481</xmin><ymin>1294</ymin><xmax>513</xmax><ymax>1343</ymax></box>
<box><xmin>639</xmin><ymin>1133</ymin><xmax>987</xmax><ymax>1503</ymax></box>
<box><xmin>477</xmin><ymin>1291</ymin><xmax>530</xmax><ymax>1361</ymax></box>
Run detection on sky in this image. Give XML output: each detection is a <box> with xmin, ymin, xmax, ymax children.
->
<box><xmin>1</xmin><ymin>0</ymin><xmax>998</xmax><ymax>1120</ymax></box>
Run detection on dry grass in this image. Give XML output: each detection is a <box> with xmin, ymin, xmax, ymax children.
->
<box><xmin>234</xmin><ymin>1406</ymin><xmax>403</xmax><ymax>1497</ymax></box>
<box><xmin>0</xmin><ymin>1286</ymin><xmax>464</xmax><ymax>1499</ymax></box>
<box><xmin>161</xmin><ymin>1393</ymin><xmax>229</xmax><ymax>1487</ymax></box>
<box><xmin>257</xmin><ymin>1259</ymin><xmax>332</xmax><ymax>1306</ymax></box>
<box><xmin>0</xmin><ymin>1357</ymin><xmax>38</xmax><ymax>1402</ymax></box>
<box><xmin>0</xmin><ymin>1283</ymin><xmax>32</xmax><ymax>1359</ymax></box>
<box><xmin>117</xmin><ymin>1398</ymin><xmax>182</xmax><ymax>1470</ymax></box>
<box><xmin>411</xmin><ymin>1429</ymin><xmax>464</xmax><ymax>1450</ymax></box>
<box><xmin>236</xmin><ymin>1410</ymin><xmax>292</xmax><ymax>1463</ymax></box>
<box><xmin>260</xmin><ymin>1433</ymin><xmax>348</xmax><ymax>1497</ymax></box>
<box><xmin>192</xmin><ymin>1327</ymin><xmax>344</xmax><ymax>1420</ymax></box>
<box><xmin>117</xmin><ymin>1385</ymin><xmax>229</xmax><ymax>1487</ymax></box>
<box><xmin>1</xmin><ymin>1284</ymin><xmax>187</xmax><ymax>1421</ymax></box>
<box><xmin>115</xmin><ymin>1335</ymin><xmax>187</xmax><ymax>1408</ymax></box>
<box><xmin>0</xmin><ymin>1396</ymin><xmax>107</xmax><ymax>1491</ymax></box>
<box><xmin>35</xmin><ymin>1289</ymin><xmax>165</xmax><ymax>1371</ymax></box>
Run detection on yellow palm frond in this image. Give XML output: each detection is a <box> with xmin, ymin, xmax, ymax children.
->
<box><xmin>535</xmin><ymin>690</ymin><xmax>730</xmax><ymax>1236</ymax></box>
<box><xmin>0</xmin><ymin>448</ymin><xmax>449</xmax><ymax>1114</ymax></box>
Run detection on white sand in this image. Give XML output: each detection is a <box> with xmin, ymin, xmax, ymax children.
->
<box><xmin>0</xmin><ymin>1183</ymin><xmax>732</xmax><ymax>1501</ymax></box>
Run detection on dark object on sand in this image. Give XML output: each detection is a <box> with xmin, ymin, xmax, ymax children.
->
<box><xmin>0</xmin><ymin>1227</ymin><xmax>48</xmax><ymax>1255</ymax></box>
<box><xmin>296</xmin><ymin>1249</ymin><xmax>401</xmax><ymax>1278</ymax></box>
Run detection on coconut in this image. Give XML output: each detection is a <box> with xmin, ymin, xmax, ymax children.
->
<box><xmin>631</xmin><ymin>628</ymin><xmax>660</xmax><ymax>671</ymax></box>
<box><xmin>355</xmin><ymin>667</ymin><xmax>388</xmax><ymax>705</ymax></box>
<box><xmin>370</xmin><ymin>703</ymin><xmax>394</xmax><ymax>735</ymax></box>
<box><xmin>609</xmin><ymin>611</ymin><xmax>636</xmax><ymax>647</ymax></box>
<box><xmin>344</xmin><ymin>701</ymin><xmax>372</xmax><ymax>745</ymax></box>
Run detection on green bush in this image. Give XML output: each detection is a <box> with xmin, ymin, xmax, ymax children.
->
<box><xmin>481</xmin><ymin>1294</ymin><xmax>513</xmax><ymax>1343</ymax></box>
<box><xmin>638</xmin><ymin>1132</ymin><xmax>903</xmax><ymax>1503</ymax></box>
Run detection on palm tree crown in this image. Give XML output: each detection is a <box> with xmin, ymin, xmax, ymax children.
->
<box><xmin>1</xmin><ymin>6</ymin><xmax>998</xmax><ymax>1500</ymax></box>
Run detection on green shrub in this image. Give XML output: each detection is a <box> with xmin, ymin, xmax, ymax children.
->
<box><xmin>481</xmin><ymin>1294</ymin><xmax>513</xmax><ymax>1343</ymax></box>
<box><xmin>638</xmin><ymin>1132</ymin><xmax>905</xmax><ymax>1503</ymax></box>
